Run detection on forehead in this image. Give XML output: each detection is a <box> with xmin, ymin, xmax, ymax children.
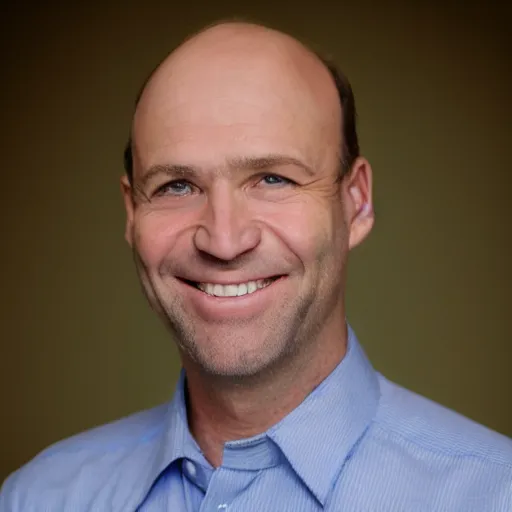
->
<box><xmin>132</xmin><ymin>34</ymin><xmax>340</xmax><ymax>175</ymax></box>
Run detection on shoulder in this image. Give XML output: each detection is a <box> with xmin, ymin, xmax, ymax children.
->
<box><xmin>374</xmin><ymin>374</ymin><xmax>512</xmax><ymax>465</ymax></box>
<box><xmin>361</xmin><ymin>376</ymin><xmax>512</xmax><ymax>509</ymax></box>
<box><xmin>0</xmin><ymin>403</ymin><xmax>169</xmax><ymax>511</ymax></box>
<box><xmin>371</xmin><ymin>375</ymin><xmax>512</xmax><ymax>504</ymax></box>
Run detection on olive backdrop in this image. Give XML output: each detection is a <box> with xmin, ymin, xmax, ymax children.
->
<box><xmin>1</xmin><ymin>0</ymin><xmax>510</xmax><ymax>483</ymax></box>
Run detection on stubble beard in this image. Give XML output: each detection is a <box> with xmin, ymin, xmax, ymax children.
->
<box><xmin>133</xmin><ymin>252</ymin><xmax>324</xmax><ymax>383</ymax></box>
<box><xmin>133</xmin><ymin>246</ymin><xmax>344</xmax><ymax>386</ymax></box>
<box><xmin>160</xmin><ymin>282</ymin><xmax>320</xmax><ymax>384</ymax></box>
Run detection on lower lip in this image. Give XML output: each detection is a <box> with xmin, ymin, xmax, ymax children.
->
<box><xmin>178</xmin><ymin>277</ymin><xmax>286</xmax><ymax>320</ymax></box>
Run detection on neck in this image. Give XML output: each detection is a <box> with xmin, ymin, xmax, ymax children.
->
<box><xmin>183</xmin><ymin>322</ymin><xmax>348</xmax><ymax>467</ymax></box>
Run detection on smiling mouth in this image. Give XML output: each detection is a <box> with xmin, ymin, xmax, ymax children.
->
<box><xmin>180</xmin><ymin>277</ymin><xmax>282</xmax><ymax>297</ymax></box>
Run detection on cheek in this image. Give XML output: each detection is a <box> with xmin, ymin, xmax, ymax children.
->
<box><xmin>133</xmin><ymin>211</ymin><xmax>185</xmax><ymax>267</ymax></box>
<box><xmin>260</xmin><ymin>201</ymin><xmax>336</xmax><ymax>264</ymax></box>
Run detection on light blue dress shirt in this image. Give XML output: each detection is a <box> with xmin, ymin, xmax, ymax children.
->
<box><xmin>1</xmin><ymin>326</ymin><xmax>511</xmax><ymax>511</ymax></box>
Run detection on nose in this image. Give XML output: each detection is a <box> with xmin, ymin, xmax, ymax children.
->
<box><xmin>193</xmin><ymin>184</ymin><xmax>261</xmax><ymax>261</ymax></box>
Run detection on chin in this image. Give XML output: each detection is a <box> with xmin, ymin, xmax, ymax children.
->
<box><xmin>191</xmin><ymin>347</ymin><xmax>279</xmax><ymax>380</ymax></box>
<box><xmin>167</xmin><ymin>286</ymin><xmax>317</xmax><ymax>379</ymax></box>
<box><xmin>179</xmin><ymin>329</ymin><xmax>292</xmax><ymax>381</ymax></box>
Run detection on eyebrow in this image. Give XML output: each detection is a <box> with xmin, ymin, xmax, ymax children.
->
<box><xmin>138</xmin><ymin>154</ymin><xmax>315</xmax><ymax>187</ymax></box>
<box><xmin>138</xmin><ymin>164</ymin><xmax>200</xmax><ymax>188</ymax></box>
<box><xmin>227</xmin><ymin>155</ymin><xmax>315</xmax><ymax>176</ymax></box>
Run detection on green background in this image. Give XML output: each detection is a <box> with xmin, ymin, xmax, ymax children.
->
<box><xmin>1</xmin><ymin>0</ymin><xmax>510</xmax><ymax>483</ymax></box>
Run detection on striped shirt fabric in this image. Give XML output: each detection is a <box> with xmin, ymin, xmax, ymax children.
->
<box><xmin>1</xmin><ymin>326</ymin><xmax>511</xmax><ymax>511</ymax></box>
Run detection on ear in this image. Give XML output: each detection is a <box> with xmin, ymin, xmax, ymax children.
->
<box><xmin>344</xmin><ymin>157</ymin><xmax>374</xmax><ymax>249</ymax></box>
<box><xmin>120</xmin><ymin>175</ymin><xmax>135</xmax><ymax>247</ymax></box>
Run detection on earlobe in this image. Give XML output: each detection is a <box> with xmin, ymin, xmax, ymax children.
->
<box><xmin>348</xmin><ymin>211</ymin><xmax>374</xmax><ymax>249</ymax></box>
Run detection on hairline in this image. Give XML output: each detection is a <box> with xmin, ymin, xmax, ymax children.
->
<box><xmin>123</xmin><ymin>21</ymin><xmax>358</xmax><ymax>184</ymax></box>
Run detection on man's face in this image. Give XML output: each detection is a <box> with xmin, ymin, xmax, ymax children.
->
<box><xmin>123</xmin><ymin>30</ymin><xmax>372</xmax><ymax>379</ymax></box>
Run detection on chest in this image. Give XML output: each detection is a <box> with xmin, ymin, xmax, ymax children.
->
<box><xmin>138</xmin><ymin>462</ymin><xmax>502</xmax><ymax>512</ymax></box>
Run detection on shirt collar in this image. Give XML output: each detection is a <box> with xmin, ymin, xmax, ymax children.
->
<box><xmin>152</xmin><ymin>371</ymin><xmax>206</xmax><ymax>472</ymax></box>
<box><xmin>135</xmin><ymin>324</ymin><xmax>380</xmax><ymax>508</ymax></box>
<box><xmin>129</xmin><ymin>372</ymin><xmax>205</xmax><ymax>509</ymax></box>
<box><xmin>267</xmin><ymin>325</ymin><xmax>380</xmax><ymax>505</ymax></box>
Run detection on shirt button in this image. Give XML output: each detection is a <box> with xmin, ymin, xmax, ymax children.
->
<box><xmin>217</xmin><ymin>505</ymin><xmax>228</xmax><ymax>510</ymax></box>
<box><xmin>184</xmin><ymin>460</ymin><xmax>196</xmax><ymax>478</ymax></box>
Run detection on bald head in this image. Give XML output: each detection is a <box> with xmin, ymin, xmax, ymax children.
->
<box><xmin>139</xmin><ymin>22</ymin><xmax>337</xmax><ymax>117</ymax></box>
<box><xmin>124</xmin><ymin>21</ymin><xmax>359</xmax><ymax>183</ymax></box>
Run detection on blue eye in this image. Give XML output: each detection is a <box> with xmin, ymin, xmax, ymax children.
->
<box><xmin>260</xmin><ymin>174</ymin><xmax>292</xmax><ymax>186</ymax></box>
<box><xmin>155</xmin><ymin>180</ymin><xmax>193</xmax><ymax>197</ymax></box>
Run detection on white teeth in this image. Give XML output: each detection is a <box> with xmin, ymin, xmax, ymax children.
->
<box><xmin>225</xmin><ymin>284</ymin><xmax>239</xmax><ymax>296</ymax></box>
<box><xmin>237</xmin><ymin>283</ymin><xmax>248</xmax><ymax>296</ymax></box>
<box><xmin>197</xmin><ymin>279</ymin><xmax>274</xmax><ymax>297</ymax></box>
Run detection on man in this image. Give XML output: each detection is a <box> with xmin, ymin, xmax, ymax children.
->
<box><xmin>1</xmin><ymin>20</ymin><xmax>511</xmax><ymax>512</ymax></box>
